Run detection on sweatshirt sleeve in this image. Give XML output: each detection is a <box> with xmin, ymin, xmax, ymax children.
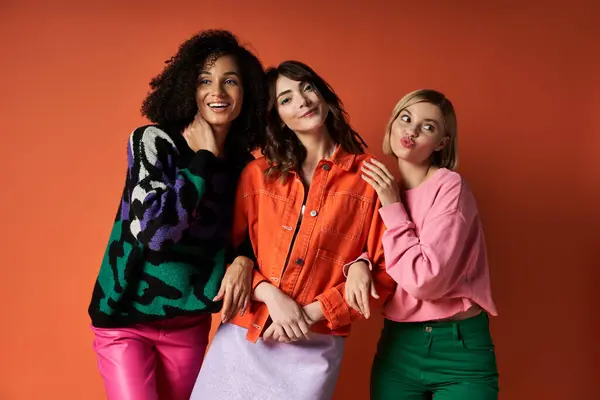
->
<box><xmin>379</xmin><ymin>178</ymin><xmax>474</xmax><ymax>300</ymax></box>
<box><xmin>128</xmin><ymin>126</ymin><xmax>216</xmax><ymax>251</ymax></box>
<box><xmin>316</xmin><ymin>197</ymin><xmax>397</xmax><ymax>330</ymax></box>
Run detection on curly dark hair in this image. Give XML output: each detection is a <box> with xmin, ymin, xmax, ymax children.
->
<box><xmin>263</xmin><ymin>60</ymin><xmax>367</xmax><ymax>177</ymax></box>
<box><xmin>141</xmin><ymin>30</ymin><xmax>267</xmax><ymax>156</ymax></box>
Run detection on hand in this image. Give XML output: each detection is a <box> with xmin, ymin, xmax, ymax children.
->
<box><xmin>213</xmin><ymin>256</ymin><xmax>253</xmax><ymax>323</ymax></box>
<box><xmin>345</xmin><ymin>260</ymin><xmax>379</xmax><ymax>319</ymax></box>
<box><xmin>263</xmin><ymin>302</ymin><xmax>324</xmax><ymax>343</ymax></box>
<box><xmin>262</xmin><ymin>323</ymin><xmax>292</xmax><ymax>343</ymax></box>
<box><xmin>361</xmin><ymin>159</ymin><xmax>400</xmax><ymax>206</ymax></box>
<box><xmin>258</xmin><ymin>283</ymin><xmax>311</xmax><ymax>341</ymax></box>
<box><xmin>182</xmin><ymin>113</ymin><xmax>219</xmax><ymax>155</ymax></box>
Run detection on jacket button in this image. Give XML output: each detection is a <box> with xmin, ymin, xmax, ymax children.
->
<box><xmin>295</xmin><ymin>258</ymin><xmax>304</xmax><ymax>265</ymax></box>
<box><xmin>322</xmin><ymin>164</ymin><xmax>331</xmax><ymax>171</ymax></box>
<box><xmin>309</xmin><ymin>210</ymin><xmax>318</xmax><ymax>217</ymax></box>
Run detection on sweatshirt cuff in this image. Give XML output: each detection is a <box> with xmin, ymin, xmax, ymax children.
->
<box><xmin>379</xmin><ymin>201</ymin><xmax>410</xmax><ymax>228</ymax></box>
<box><xmin>342</xmin><ymin>253</ymin><xmax>372</xmax><ymax>277</ymax></box>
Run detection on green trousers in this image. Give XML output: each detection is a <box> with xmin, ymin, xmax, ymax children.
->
<box><xmin>371</xmin><ymin>313</ymin><xmax>499</xmax><ymax>399</ymax></box>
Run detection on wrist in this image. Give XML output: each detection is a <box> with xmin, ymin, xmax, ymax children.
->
<box><xmin>234</xmin><ymin>255</ymin><xmax>254</xmax><ymax>269</ymax></box>
<box><xmin>349</xmin><ymin>260</ymin><xmax>369</xmax><ymax>275</ymax></box>
<box><xmin>256</xmin><ymin>282</ymin><xmax>279</xmax><ymax>304</ymax></box>
<box><xmin>305</xmin><ymin>301</ymin><xmax>325</xmax><ymax>322</ymax></box>
<box><xmin>381</xmin><ymin>198</ymin><xmax>400</xmax><ymax>207</ymax></box>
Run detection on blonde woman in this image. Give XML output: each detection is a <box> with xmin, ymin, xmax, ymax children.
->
<box><xmin>345</xmin><ymin>89</ymin><xmax>499</xmax><ymax>399</ymax></box>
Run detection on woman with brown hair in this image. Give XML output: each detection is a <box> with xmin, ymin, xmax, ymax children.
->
<box><xmin>190</xmin><ymin>61</ymin><xmax>396</xmax><ymax>400</ymax></box>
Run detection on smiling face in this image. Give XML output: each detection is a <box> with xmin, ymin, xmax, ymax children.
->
<box><xmin>196</xmin><ymin>54</ymin><xmax>244</xmax><ymax>131</ymax></box>
<box><xmin>274</xmin><ymin>75</ymin><xmax>329</xmax><ymax>135</ymax></box>
<box><xmin>389</xmin><ymin>102</ymin><xmax>449</xmax><ymax>165</ymax></box>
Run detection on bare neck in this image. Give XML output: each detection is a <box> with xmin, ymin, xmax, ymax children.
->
<box><xmin>296</xmin><ymin>126</ymin><xmax>336</xmax><ymax>185</ymax></box>
<box><xmin>211</xmin><ymin>123</ymin><xmax>230</xmax><ymax>156</ymax></box>
<box><xmin>397</xmin><ymin>158</ymin><xmax>439</xmax><ymax>190</ymax></box>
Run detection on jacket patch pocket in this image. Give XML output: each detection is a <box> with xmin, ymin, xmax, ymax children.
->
<box><xmin>321</xmin><ymin>191</ymin><xmax>371</xmax><ymax>241</ymax></box>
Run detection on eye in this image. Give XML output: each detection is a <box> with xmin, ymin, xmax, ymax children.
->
<box><xmin>225</xmin><ymin>78</ymin><xmax>239</xmax><ymax>85</ymax></box>
<box><xmin>199</xmin><ymin>78</ymin><xmax>210</xmax><ymax>85</ymax></box>
<box><xmin>303</xmin><ymin>83</ymin><xmax>314</xmax><ymax>92</ymax></box>
<box><xmin>422</xmin><ymin>124</ymin><xmax>435</xmax><ymax>132</ymax></box>
<box><xmin>279</xmin><ymin>97</ymin><xmax>291</xmax><ymax>106</ymax></box>
<box><xmin>400</xmin><ymin>114</ymin><xmax>410</xmax><ymax>123</ymax></box>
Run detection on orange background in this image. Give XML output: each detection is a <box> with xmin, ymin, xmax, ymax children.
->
<box><xmin>1</xmin><ymin>1</ymin><xmax>598</xmax><ymax>399</ymax></box>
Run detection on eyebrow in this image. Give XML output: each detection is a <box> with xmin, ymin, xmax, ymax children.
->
<box><xmin>276</xmin><ymin>89</ymin><xmax>292</xmax><ymax>99</ymax></box>
<box><xmin>199</xmin><ymin>71</ymin><xmax>240</xmax><ymax>77</ymax></box>
<box><xmin>277</xmin><ymin>80</ymin><xmax>311</xmax><ymax>99</ymax></box>
<box><xmin>402</xmin><ymin>109</ymin><xmax>440</xmax><ymax>125</ymax></box>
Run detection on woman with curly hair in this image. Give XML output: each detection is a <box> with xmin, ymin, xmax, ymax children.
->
<box><xmin>87</xmin><ymin>30</ymin><xmax>267</xmax><ymax>400</ymax></box>
<box><xmin>190</xmin><ymin>61</ymin><xmax>396</xmax><ymax>400</ymax></box>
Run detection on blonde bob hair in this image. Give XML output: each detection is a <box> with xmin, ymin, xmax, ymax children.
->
<box><xmin>382</xmin><ymin>89</ymin><xmax>458</xmax><ymax>170</ymax></box>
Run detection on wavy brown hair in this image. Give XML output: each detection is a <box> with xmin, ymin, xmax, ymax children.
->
<box><xmin>263</xmin><ymin>61</ymin><xmax>367</xmax><ymax>177</ymax></box>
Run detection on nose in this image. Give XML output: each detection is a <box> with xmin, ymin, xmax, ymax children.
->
<box><xmin>298</xmin><ymin>93</ymin><xmax>312</xmax><ymax>108</ymax></box>
<box><xmin>406</xmin><ymin>128</ymin><xmax>418</xmax><ymax>138</ymax></box>
<box><xmin>211</xmin><ymin>82</ymin><xmax>226</xmax><ymax>96</ymax></box>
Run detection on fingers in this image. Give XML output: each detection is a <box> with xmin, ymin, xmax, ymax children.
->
<box><xmin>240</xmin><ymin>294</ymin><xmax>250</xmax><ymax>316</ymax></box>
<box><xmin>355</xmin><ymin>285</ymin><xmax>366</xmax><ymax>316</ymax></box>
<box><xmin>346</xmin><ymin>288</ymin><xmax>361</xmax><ymax>314</ymax></box>
<box><xmin>370</xmin><ymin>281</ymin><xmax>380</xmax><ymax>299</ymax></box>
<box><xmin>281</xmin><ymin>324</ymin><xmax>298</xmax><ymax>341</ymax></box>
<box><xmin>361</xmin><ymin>165</ymin><xmax>384</xmax><ymax>186</ymax></box>
<box><xmin>223</xmin><ymin>284</ymin><xmax>250</xmax><ymax>320</ymax></box>
<box><xmin>213</xmin><ymin>282</ymin><xmax>225</xmax><ymax>302</ymax></box>
<box><xmin>229</xmin><ymin>288</ymin><xmax>242</xmax><ymax>320</ymax></box>
<box><xmin>263</xmin><ymin>324</ymin><xmax>275</xmax><ymax>342</ymax></box>
<box><xmin>298</xmin><ymin>318</ymin><xmax>311</xmax><ymax>340</ymax></box>
<box><xmin>289</xmin><ymin>323</ymin><xmax>304</xmax><ymax>341</ymax></box>
<box><xmin>274</xmin><ymin>326</ymin><xmax>292</xmax><ymax>343</ymax></box>
<box><xmin>368</xmin><ymin>158</ymin><xmax>395</xmax><ymax>180</ymax></box>
<box><xmin>360</xmin><ymin>285</ymin><xmax>371</xmax><ymax>319</ymax></box>
<box><xmin>221</xmin><ymin>286</ymin><xmax>234</xmax><ymax>323</ymax></box>
<box><xmin>362</xmin><ymin>161</ymin><xmax>390</xmax><ymax>185</ymax></box>
<box><xmin>234</xmin><ymin>290</ymin><xmax>245</xmax><ymax>316</ymax></box>
<box><xmin>361</xmin><ymin>172</ymin><xmax>380</xmax><ymax>190</ymax></box>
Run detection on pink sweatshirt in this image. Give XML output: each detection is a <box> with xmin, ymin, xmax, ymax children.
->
<box><xmin>352</xmin><ymin>168</ymin><xmax>498</xmax><ymax>322</ymax></box>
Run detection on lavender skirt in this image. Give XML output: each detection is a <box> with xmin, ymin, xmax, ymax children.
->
<box><xmin>190</xmin><ymin>323</ymin><xmax>346</xmax><ymax>400</ymax></box>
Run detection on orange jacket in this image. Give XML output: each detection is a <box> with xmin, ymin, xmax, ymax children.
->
<box><xmin>228</xmin><ymin>147</ymin><xmax>397</xmax><ymax>343</ymax></box>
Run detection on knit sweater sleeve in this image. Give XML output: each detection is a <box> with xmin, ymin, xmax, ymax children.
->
<box><xmin>127</xmin><ymin>126</ymin><xmax>216</xmax><ymax>251</ymax></box>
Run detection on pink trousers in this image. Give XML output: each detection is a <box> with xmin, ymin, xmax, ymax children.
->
<box><xmin>91</xmin><ymin>315</ymin><xmax>211</xmax><ymax>400</ymax></box>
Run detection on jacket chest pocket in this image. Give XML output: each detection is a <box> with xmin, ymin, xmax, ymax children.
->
<box><xmin>320</xmin><ymin>191</ymin><xmax>371</xmax><ymax>241</ymax></box>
